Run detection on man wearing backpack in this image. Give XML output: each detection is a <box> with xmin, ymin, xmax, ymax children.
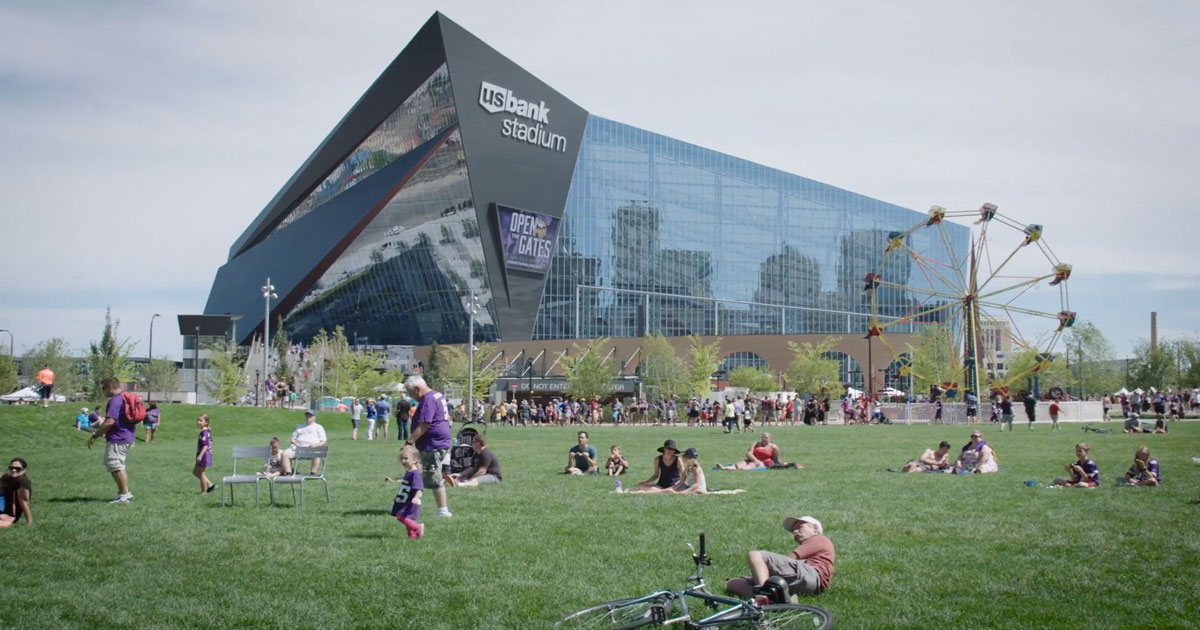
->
<box><xmin>86</xmin><ymin>377</ymin><xmax>143</xmax><ymax>503</ymax></box>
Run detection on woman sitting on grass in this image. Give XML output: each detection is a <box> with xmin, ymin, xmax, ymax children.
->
<box><xmin>1124</xmin><ymin>446</ymin><xmax>1160</xmax><ymax>486</ymax></box>
<box><xmin>1052</xmin><ymin>442</ymin><xmax>1099</xmax><ymax>487</ymax></box>
<box><xmin>953</xmin><ymin>431</ymin><xmax>997</xmax><ymax>474</ymax></box>
<box><xmin>629</xmin><ymin>448</ymin><xmax>707</xmax><ymax>494</ymax></box>
<box><xmin>714</xmin><ymin>433</ymin><xmax>799</xmax><ymax>470</ymax></box>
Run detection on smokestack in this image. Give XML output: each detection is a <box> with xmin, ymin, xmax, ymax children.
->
<box><xmin>1150</xmin><ymin>312</ymin><xmax>1158</xmax><ymax>353</ymax></box>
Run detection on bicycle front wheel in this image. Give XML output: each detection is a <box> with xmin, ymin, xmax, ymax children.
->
<box><xmin>699</xmin><ymin>603</ymin><xmax>832</xmax><ymax>630</ymax></box>
<box><xmin>554</xmin><ymin>595</ymin><xmax>670</xmax><ymax>629</ymax></box>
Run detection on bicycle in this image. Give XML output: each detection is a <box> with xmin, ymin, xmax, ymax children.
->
<box><xmin>554</xmin><ymin>533</ymin><xmax>832</xmax><ymax>629</ymax></box>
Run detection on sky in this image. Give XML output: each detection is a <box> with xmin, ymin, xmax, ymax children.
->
<box><xmin>0</xmin><ymin>0</ymin><xmax>1197</xmax><ymax>361</ymax></box>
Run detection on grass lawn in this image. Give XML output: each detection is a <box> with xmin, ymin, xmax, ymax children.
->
<box><xmin>1</xmin><ymin>404</ymin><xmax>1198</xmax><ymax>629</ymax></box>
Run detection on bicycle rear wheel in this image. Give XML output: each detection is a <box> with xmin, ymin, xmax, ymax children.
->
<box><xmin>699</xmin><ymin>603</ymin><xmax>832</xmax><ymax>630</ymax></box>
<box><xmin>554</xmin><ymin>595</ymin><xmax>670</xmax><ymax>629</ymax></box>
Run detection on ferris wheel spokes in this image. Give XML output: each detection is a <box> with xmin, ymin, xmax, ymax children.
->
<box><xmin>975</xmin><ymin>273</ymin><xmax>1055</xmax><ymax>302</ymax></box>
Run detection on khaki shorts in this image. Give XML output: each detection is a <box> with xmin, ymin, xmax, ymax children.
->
<box><xmin>759</xmin><ymin>551</ymin><xmax>823</xmax><ymax>594</ymax></box>
<box><xmin>104</xmin><ymin>441</ymin><xmax>134</xmax><ymax>473</ymax></box>
<box><xmin>420</xmin><ymin>448</ymin><xmax>450</xmax><ymax>488</ymax></box>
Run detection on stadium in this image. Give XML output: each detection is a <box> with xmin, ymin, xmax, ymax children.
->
<box><xmin>204</xmin><ymin>12</ymin><xmax>969</xmax><ymax>394</ymax></box>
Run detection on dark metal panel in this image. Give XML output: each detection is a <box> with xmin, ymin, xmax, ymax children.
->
<box><xmin>177</xmin><ymin>314</ymin><xmax>235</xmax><ymax>337</ymax></box>
<box><xmin>205</xmin><ymin>129</ymin><xmax>454</xmax><ymax>344</ymax></box>
<box><xmin>438</xmin><ymin>13</ymin><xmax>589</xmax><ymax>342</ymax></box>
<box><xmin>226</xmin><ymin>13</ymin><xmax>449</xmax><ymax>259</ymax></box>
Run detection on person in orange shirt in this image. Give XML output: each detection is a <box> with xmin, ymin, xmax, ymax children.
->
<box><xmin>36</xmin><ymin>365</ymin><xmax>55</xmax><ymax>409</ymax></box>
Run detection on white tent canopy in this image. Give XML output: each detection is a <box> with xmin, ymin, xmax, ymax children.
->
<box><xmin>1</xmin><ymin>386</ymin><xmax>66</xmax><ymax>403</ymax></box>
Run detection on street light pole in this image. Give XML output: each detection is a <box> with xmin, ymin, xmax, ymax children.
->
<box><xmin>467</xmin><ymin>293</ymin><xmax>479</xmax><ymax>423</ymax></box>
<box><xmin>261</xmin><ymin>278</ymin><xmax>277</xmax><ymax>408</ymax></box>
<box><xmin>148</xmin><ymin>314</ymin><xmax>160</xmax><ymax>403</ymax></box>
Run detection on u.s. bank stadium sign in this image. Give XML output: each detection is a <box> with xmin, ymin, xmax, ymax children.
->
<box><xmin>478</xmin><ymin>81</ymin><xmax>568</xmax><ymax>153</ymax></box>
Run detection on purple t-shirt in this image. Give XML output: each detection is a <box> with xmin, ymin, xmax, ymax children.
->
<box><xmin>1071</xmin><ymin>458</ymin><xmax>1100</xmax><ymax>484</ymax></box>
<box><xmin>390</xmin><ymin>469</ymin><xmax>423</xmax><ymax>520</ymax></box>
<box><xmin>105</xmin><ymin>394</ymin><xmax>137</xmax><ymax>444</ymax></box>
<box><xmin>197</xmin><ymin>429</ymin><xmax>212</xmax><ymax>455</ymax></box>
<box><xmin>411</xmin><ymin>390</ymin><xmax>451</xmax><ymax>451</ymax></box>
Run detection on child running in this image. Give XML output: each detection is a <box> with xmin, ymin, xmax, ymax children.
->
<box><xmin>193</xmin><ymin>414</ymin><xmax>215</xmax><ymax>494</ymax></box>
<box><xmin>1123</xmin><ymin>446</ymin><xmax>1160</xmax><ymax>486</ymax></box>
<box><xmin>605</xmin><ymin>445</ymin><xmax>628</xmax><ymax>476</ymax></box>
<box><xmin>1052</xmin><ymin>442</ymin><xmax>1099</xmax><ymax>487</ymax></box>
<box><xmin>385</xmin><ymin>446</ymin><xmax>424</xmax><ymax>538</ymax></box>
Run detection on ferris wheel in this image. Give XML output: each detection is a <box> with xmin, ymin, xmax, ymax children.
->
<box><xmin>864</xmin><ymin>204</ymin><xmax>1073</xmax><ymax>397</ymax></box>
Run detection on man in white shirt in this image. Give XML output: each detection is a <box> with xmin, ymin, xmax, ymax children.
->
<box><xmin>281</xmin><ymin>411</ymin><xmax>327</xmax><ymax>475</ymax></box>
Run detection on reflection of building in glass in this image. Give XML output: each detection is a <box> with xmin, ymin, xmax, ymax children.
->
<box><xmin>981</xmin><ymin>316</ymin><xmax>1013</xmax><ymax>379</ymax></box>
<box><xmin>205</xmin><ymin>13</ymin><xmax>970</xmax><ymax>353</ymax></box>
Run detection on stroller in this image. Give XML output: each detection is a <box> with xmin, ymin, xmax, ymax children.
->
<box><xmin>448</xmin><ymin>422</ymin><xmax>486</xmax><ymax>475</ymax></box>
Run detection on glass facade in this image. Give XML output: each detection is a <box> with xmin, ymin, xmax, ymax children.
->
<box><xmin>284</xmin><ymin>126</ymin><xmax>498</xmax><ymax>346</ymax></box>
<box><xmin>533</xmin><ymin>116</ymin><xmax>969</xmax><ymax>341</ymax></box>
<box><xmin>272</xmin><ymin>64</ymin><xmax>458</xmax><ymax>234</ymax></box>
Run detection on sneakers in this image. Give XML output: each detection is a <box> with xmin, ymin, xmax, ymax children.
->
<box><xmin>416</xmin><ymin>522</ymin><xmax>425</xmax><ymax>538</ymax></box>
<box><xmin>109</xmin><ymin>493</ymin><xmax>133</xmax><ymax>504</ymax></box>
<box><xmin>435</xmin><ymin>507</ymin><xmax>452</xmax><ymax>518</ymax></box>
<box><xmin>205</xmin><ymin>484</ymin><xmax>216</xmax><ymax>494</ymax></box>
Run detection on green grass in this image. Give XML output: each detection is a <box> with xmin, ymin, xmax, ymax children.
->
<box><xmin>2</xmin><ymin>405</ymin><xmax>1198</xmax><ymax>629</ymax></box>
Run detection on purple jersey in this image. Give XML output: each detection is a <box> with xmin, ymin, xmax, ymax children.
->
<box><xmin>145</xmin><ymin>408</ymin><xmax>160</xmax><ymax>426</ymax></box>
<box><xmin>1129</xmin><ymin>459</ymin><xmax>1160</xmax><ymax>482</ymax></box>
<box><xmin>105</xmin><ymin>394</ymin><xmax>137</xmax><ymax>444</ymax></box>
<box><xmin>412</xmin><ymin>390</ymin><xmax>451</xmax><ymax>451</ymax></box>
<box><xmin>196</xmin><ymin>429</ymin><xmax>212</xmax><ymax>467</ymax></box>
<box><xmin>390</xmin><ymin>469</ymin><xmax>423</xmax><ymax>520</ymax></box>
<box><xmin>1071</xmin><ymin>458</ymin><xmax>1099</xmax><ymax>485</ymax></box>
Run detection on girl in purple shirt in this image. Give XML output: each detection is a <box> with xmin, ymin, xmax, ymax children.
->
<box><xmin>385</xmin><ymin>446</ymin><xmax>424</xmax><ymax>538</ymax></box>
<box><xmin>1124</xmin><ymin>446</ymin><xmax>1160</xmax><ymax>486</ymax></box>
<box><xmin>193</xmin><ymin>414</ymin><xmax>215</xmax><ymax>494</ymax></box>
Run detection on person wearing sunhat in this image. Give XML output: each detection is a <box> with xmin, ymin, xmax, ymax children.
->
<box><xmin>725</xmin><ymin>515</ymin><xmax>835</xmax><ymax>598</ymax></box>
<box><xmin>630</xmin><ymin>447</ymin><xmax>706</xmax><ymax>494</ymax></box>
<box><xmin>635</xmin><ymin>439</ymin><xmax>683</xmax><ymax>491</ymax></box>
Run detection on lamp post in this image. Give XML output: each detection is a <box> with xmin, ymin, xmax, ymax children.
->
<box><xmin>261</xmin><ymin>278</ymin><xmax>277</xmax><ymax>408</ymax></box>
<box><xmin>194</xmin><ymin>325</ymin><xmax>200</xmax><ymax>401</ymax></box>
<box><xmin>0</xmin><ymin>328</ymin><xmax>12</xmax><ymax>357</ymax></box>
<box><xmin>466</xmin><ymin>293</ymin><xmax>479</xmax><ymax>422</ymax></box>
<box><xmin>147</xmin><ymin>314</ymin><xmax>160</xmax><ymax>403</ymax></box>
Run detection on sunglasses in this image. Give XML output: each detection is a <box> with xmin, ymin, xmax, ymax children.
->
<box><xmin>8</xmin><ymin>466</ymin><xmax>23</xmax><ymax>472</ymax></box>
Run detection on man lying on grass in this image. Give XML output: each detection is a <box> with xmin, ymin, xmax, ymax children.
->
<box><xmin>900</xmin><ymin>441</ymin><xmax>952</xmax><ymax>472</ymax></box>
<box><xmin>726</xmin><ymin>516</ymin><xmax>834</xmax><ymax>598</ymax></box>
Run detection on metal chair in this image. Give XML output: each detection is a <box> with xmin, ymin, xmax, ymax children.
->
<box><xmin>270</xmin><ymin>446</ymin><xmax>329</xmax><ymax>507</ymax></box>
<box><xmin>221</xmin><ymin>446</ymin><xmax>272</xmax><ymax>507</ymax></box>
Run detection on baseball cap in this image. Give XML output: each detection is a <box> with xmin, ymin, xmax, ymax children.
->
<box><xmin>783</xmin><ymin>516</ymin><xmax>823</xmax><ymax>535</ymax></box>
<box><xmin>304</xmin><ymin>410</ymin><xmax>316</xmax><ymax>418</ymax></box>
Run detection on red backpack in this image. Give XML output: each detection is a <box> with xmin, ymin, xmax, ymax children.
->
<box><xmin>121</xmin><ymin>392</ymin><xmax>147</xmax><ymax>423</ymax></box>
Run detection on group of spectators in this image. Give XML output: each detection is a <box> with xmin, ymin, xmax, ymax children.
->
<box><xmin>477</xmin><ymin>393</ymin><xmax>835</xmax><ymax>429</ymax></box>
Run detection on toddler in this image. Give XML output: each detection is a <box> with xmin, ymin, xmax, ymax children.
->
<box><xmin>605</xmin><ymin>445</ymin><xmax>628</xmax><ymax>476</ymax></box>
<box><xmin>261</xmin><ymin>437</ymin><xmax>284</xmax><ymax>478</ymax></box>
<box><xmin>385</xmin><ymin>446</ymin><xmax>424</xmax><ymax>538</ymax></box>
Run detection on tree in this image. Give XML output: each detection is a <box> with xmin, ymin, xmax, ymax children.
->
<box><xmin>1127</xmin><ymin>340</ymin><xmax>1174</xmax><ymax>391</ymax></box>
<box><xmin>785</xmin><ymin>336</ymin><xmax>841</xmax><ymax>396</ymax></box>
<box><xmin>0</xmin><ymin>353</ymin><xmax>16</xmax><ymax>395</ymax></box>
<box><xmin>728</xmin><ymin>365</ymin><xmax>776</xmax><ymax>392</ymax></box>
<box><xmin>143</xmin><ymin>359</ymin><xmax>180</xmax><ymax>401</ymax></box>
<box><xmin>202</xmin><ymin>341</ymin><xmax>247</xmax><ymax>404</ymax></box>
<box><xmin>905</xmin><ymin>324</ymin><xmax>955</xmax><ymax>394</ymax></box>
<box><xmin>1005</xmin><ymin>348</ymin><xmax>1075</xmax><ymax>394</ymax></box>
<box><xmin>1168</xmin><ymin>337</ymin><xmax>1200</xmax><ymax>388</ymax></box>
<box><xmin>272</xmin><ymin>317</ymin><xmax>291</xmax><ymax>381</ymax></box>
<box><xmin>565</xmin><ymin>338</ymin><xmax>615</xmax><ymax>401</ymax></box>
<box><xmin>639</xmin><ymin>332</ymin><xmax>688</xmax><ymax>400</ymax></box>
<box><xmin>87</xmin><ymin>307</ymin><xmax>136</xmax><ymax>397</ymax></box>
<box><xmin>1062</xmin><ymin>320</ymin><xmax>1121</xmax><ymax>397</ymax></box>
<box><xmin>425</xmin><ymin>341</ymin><xmax>444</xmax><ymax>390</ymax></box>
<box><xmin>686</xmin><ymin>335</ymin><xmax>722</xmax><ymax>397</ymax></box>
<box><xmin>440</xmin><ymin>342</ymin><xmax>501</xmax><ymax>402</ymax></box>
<box><xmin>321</xmin><ymin>326</ymin><xmax>353</xmax><ymax>396</ymax></box>
<box><xmin>22</xmin><ymin>338</ymin><xmax>83</xmax><ymax>400</ymax></box>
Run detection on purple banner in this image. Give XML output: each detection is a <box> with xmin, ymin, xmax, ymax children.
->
<box><xmin>497</xmin><ymin>205</ymin><xmax>559</xmax><ymax>274</ymax></box>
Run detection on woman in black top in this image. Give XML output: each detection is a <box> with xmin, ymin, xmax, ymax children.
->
<box><xmin>635</xmin><ymin>440</ymin><xmax>682</xmax><ymax>490</ymax></box>
<box><xmin>0</xmin><ymin>457</ymin><xmax>32</xmax><ymax>527</ymax></box>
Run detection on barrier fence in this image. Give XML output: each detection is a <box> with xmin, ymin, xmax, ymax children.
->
<box><xmin>875</xmin><ymin>401</ymin><xmax>1106</xmax><ymax>425</ymax></box>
